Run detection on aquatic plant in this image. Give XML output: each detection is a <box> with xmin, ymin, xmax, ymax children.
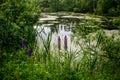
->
<box><xmin>64</xmin><ymin>35</ymin><xmax>68</xmax><ymax>50</ymax></box>
<box><xmin>58</xmin><ymin>36</ymin><xmax>61</xmax><ymax>50</ymax></box>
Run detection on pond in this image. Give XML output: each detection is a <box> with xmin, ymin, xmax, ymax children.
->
<box><xmin>34</xmin><ymin>13</ymin><xmax>119</xmax><ymax>52</ymax></box>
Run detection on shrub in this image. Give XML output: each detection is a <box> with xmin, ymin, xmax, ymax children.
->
<box><xmin>73</xmin><ymin>8</ymin><xmax>80</xmax><ymax>13</ymax></box>
<box><xmin>0</xmin><ymin>0</ymin><xmax>40</xmax><ymax>52</ymax></box>
<box><xmin>112</xmin><ymin>17</ymin><xmax>120</xmax><ymax>29</ymax></box>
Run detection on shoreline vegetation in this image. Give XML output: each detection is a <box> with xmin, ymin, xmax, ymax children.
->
<box><xmin>39</xmin><ymin>0</ymin><xmax>120</xmax><ymax>17</ymax></box>
<box><xmin>0</xmin><ymin>0</ymin><xmax>120</xmax><ymax>80</ymax></box>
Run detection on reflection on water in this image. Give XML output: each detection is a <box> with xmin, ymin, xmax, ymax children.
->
<box><xmin>35</xmin><ymin>14</ymin><xmax>82</xmax><ymax>51</ymax></box>
<box><xmin>35</xmin><ymin>13</ymin><xmax>119</xmax><ymax>52</ymax></box>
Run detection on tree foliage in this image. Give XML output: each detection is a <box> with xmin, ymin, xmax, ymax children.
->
<box><xmin>96</xmin><ymin>0</ymin><xmax>120</xmax><ymax>16</ymax></box>
<box><xmin>40</xmin><ymin>0</ymin><xmax>120</xmax><ymax>16</ymax></box>
<box><xmin>0</xmin><ymin>0</ymin><xmax>41</xmax><ymax>52</ymax></box>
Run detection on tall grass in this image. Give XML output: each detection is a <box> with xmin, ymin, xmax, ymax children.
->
<box><xmin>33</xmin><ymin>29</ymin><xmax>117</xmax><ymax>80</ymax></box>
<box><xmin>0</xmin><ymin>28</ymin><xmax>120</xmax><ymax>80</ymax></box>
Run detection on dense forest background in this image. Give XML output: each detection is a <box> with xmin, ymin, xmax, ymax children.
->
<box><xmin>40</xmin><ymin>0</ymin><xmax>120</xmax><ymax>16</ymax></box>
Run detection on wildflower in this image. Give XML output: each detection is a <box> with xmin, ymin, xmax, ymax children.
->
<box><xmin>27</xmin><ymin>49</ymin><xmax>32</xmax><ymax>57</ymax></box>
<box><xmin>22</xmin><ymin>39</ymin><xmax>26</xmax><ymax>48</ymax></box>
<box><xmin>58</xmin><ymin>36</ymin><xmax>61</xmax><ymax>50</ymax></box>
<box><xmin>64</xmin><ymin>35</ymin><xmax>67</xmax><ymax>50</ymax></box>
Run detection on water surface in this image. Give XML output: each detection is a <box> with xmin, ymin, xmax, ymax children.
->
<box><xmin>35</xmin><ymin>13</ymin><xmax>119</xmax><ymax>52</ymax></box>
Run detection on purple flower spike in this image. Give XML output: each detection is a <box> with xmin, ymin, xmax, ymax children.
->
<box><xmin>64</xmin><ymin>35</ymin><xmax>67</xmax><ymax>50</ymax></box>
<box><xmin>22</xmin><ymin>39</ymin><xmax>26</xmax><ymax>48</ymax></box>
<box><xmin>58</xmin><ymin>36</ymin><xmax>61</xmax><ymax>50</ymax></box>
<box><xmin>27</xmin><ymin>49</ymin><xmax>32</xmax><ymax>57</ymax></box>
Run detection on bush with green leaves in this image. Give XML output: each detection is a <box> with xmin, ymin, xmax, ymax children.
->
<box><xmin>112</xmin><ymin>17</ymin><xmax>120</xmax><ymax>29</ymax></box>
<box><xmin>0</xmin><ymin>0</ymin><xmax>40</xmax><ymax>52</ymax></box>
<box><xmin>73</xmin><ymin>8</ymin><xmax>80</xmax><ymax>13</ymax></box>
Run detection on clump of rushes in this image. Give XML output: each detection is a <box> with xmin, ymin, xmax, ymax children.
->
<box><xmin>22</xmin><ymin>39</ymin><xmax>26</xmax><ymax>48</ymax></box>
<box><xmin>58</xmin><ymin>36</ymin><xmax>61</xmax><ymax>50</ymax></box>
<box><xmin>64</xmin><ymin>35</ymin><xmax>67</xmax><ymax>50</ymax></box>
<box><xmin>27</xmin><ymin>49</ymin><xmax>32</xmax><ymax>57</ymax></box>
